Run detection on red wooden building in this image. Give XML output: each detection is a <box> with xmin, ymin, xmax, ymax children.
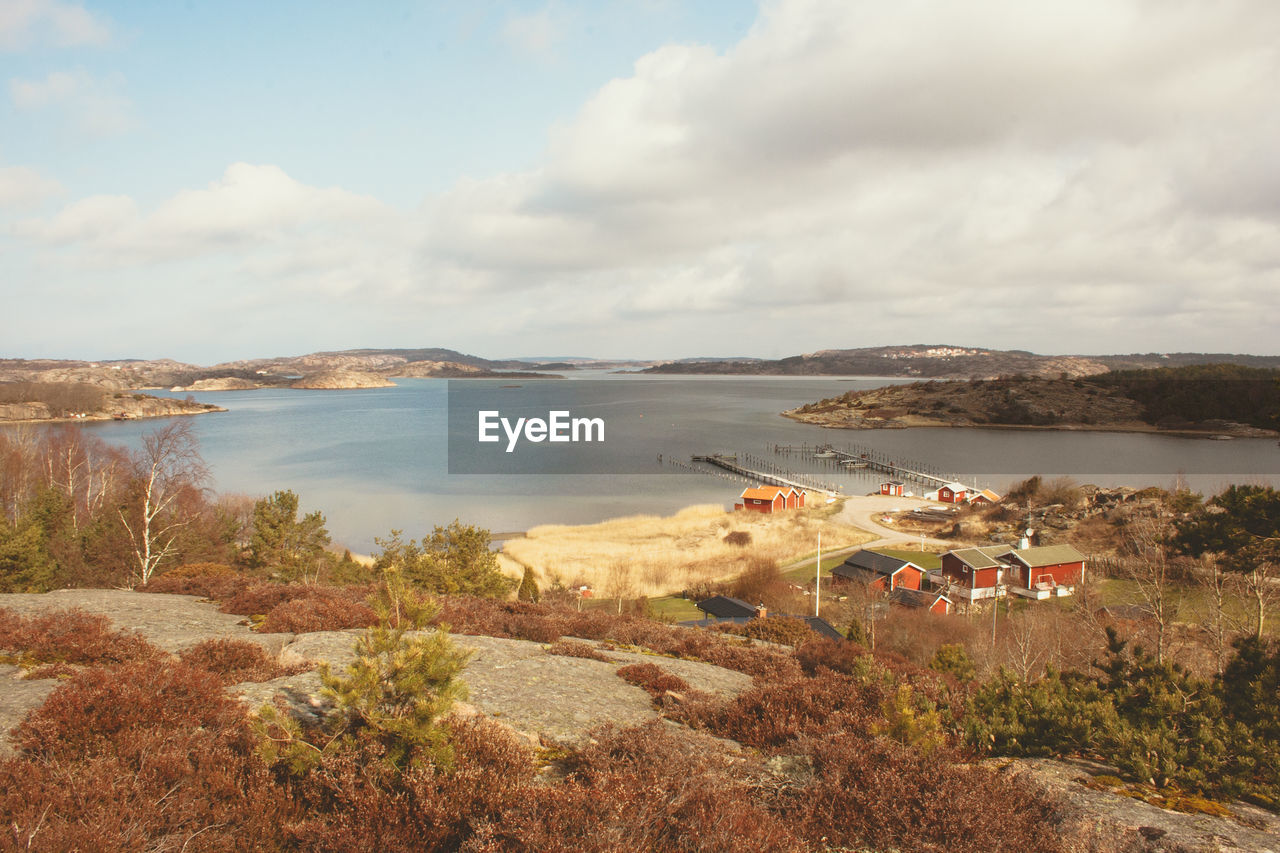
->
<box><xmin>832</xmin><ymin>550</ymin><xmax>924</xmax><ymax>592</ymax></box>
<box><xmin>940</xmin><ymin>546</ymin><xmax>1010</xmax><ymax>600</ymax></box>
<box><xmin>1007</xmin><ymin>544</ymin><xmax>1085</xmax><ymax>590</ymax></box>
<box><xmin>937</xmin><ymin>482</ymin><xmax>970</xmax><ymax>504</ymax></box>
<box><xmin>940</xmin><ymin>544</ymin><xmax>1086</xmax><ymax>601</ymax></box>
<box><xmin>736</xmin><ymin>485</ymin><xmax>806</xmax><ymax>513</ymax></box>
<box><xmin>888</xmin><ymin>587</ymin><xmax>953</xmax><ymax>615</ymax></box>
<box><xmin>880</xmin><ymin>481</ymin><xmax>904</xmax><ymax>497</ymax></box>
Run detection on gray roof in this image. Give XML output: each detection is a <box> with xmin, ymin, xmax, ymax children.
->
<box><xmin>946</xmin><ymin>545</ymin><xmax>1013</xmax><ymax>570</ymax></box>
<box><xmin>677</xmin><ymin>614</ymin><xmax>847</xmax><ymax>642</ymax></box>
<box><xmin>696</xmin><ymin>595</ymin><xmax>758</xmax><ymax>619</ymax></box>
<box><xmin>888</xmin><ymin>588</ymin><xmax>951</xmax><ymax>610</ymax></box>
<box><xmin>834</xmin><ymin>549</ymin><xmax>923</xmax><ymax>580</ymax></box>
<box><xmin>803</xmin><ymin>616</ymin><xmax>846</xmax><ymax>641</ymax></box>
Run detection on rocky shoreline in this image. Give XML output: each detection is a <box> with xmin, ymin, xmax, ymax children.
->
<box><xmin>783</xmin><ymin>407</ymin><xmax>1277</xmax><ymax>439</ymax></box>
<box><xmin>0</xmin><ymin>393</ymin><xmax>225</xmax><ymax>425</ymax></box>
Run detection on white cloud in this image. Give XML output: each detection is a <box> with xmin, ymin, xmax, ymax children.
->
<box><xmin>9</xmin><ymin>0</ymin><xmax>1280</xmax><ymax>358</ymax></box>
<box><xmin>0</xmin><ymin>164</ymin><xmax>62</xmax><ymax>208</ymax></box>
<box><xmin>17</xmin><ymin>162</ymin><xmax>423</xmax><ymax>299</ymax></box>
<box><xmin>0</xmin><ymin>0</ymin><xmax>111</xmax><ymax>50</ymax></box>
<box><xmin>9</xmin><ymin>68</ymin><xmax>132</xmax><ymax>136</ymax></box>
<box><xmin>412</xmin><ymin>0</ymin><xmax>1280</xmax><ymax>354</ymax></box>
<box><xmin>501</xmin><ymin>5</ymin><xmax>566</xmax><ymax>61</ymax></box>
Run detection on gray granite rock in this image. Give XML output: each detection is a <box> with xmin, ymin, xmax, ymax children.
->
<box><xmin>0</xmin><ymin>665</ymin><xmax>58</xmax><ymax>758</ymax></box>
<box><xmin>1</xmin><ymin>591</ymin><xmax>750</xmax><ymax>750</ymax></box>
<box><xmin>1000</xmin><ymin>758</ymin><xmax>1280</xmax><ymax>853</ymax></box>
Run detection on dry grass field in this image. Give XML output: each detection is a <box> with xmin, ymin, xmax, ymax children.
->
<box><xmin>501</xmin><ymin>502</ymin><xmax>873</xmax><ymax>598</ymax></box>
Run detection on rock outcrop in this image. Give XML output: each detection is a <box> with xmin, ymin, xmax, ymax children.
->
<box><xmin>171</xmin><ymin>377</ymin><xmax>261</xmax><ymax>391</ymax></box>
<box><xmin>291</xmin><ymin>370</ymin><xmax>395</xmax><ymax>389</ymax></box>
<box><xmin>389</xmin><ymin>360</ymin><xmax>487</xmax><ymax>378</ymax></box>
<box><xmin>0</xmin><ymin>590</ymin><xmax>749</xmax><ymax>751</ymax></box>
<box><xmin>1001</xmin><ymin>758</ymin><xmax>1280</xmax><ymax>853</ymax></box>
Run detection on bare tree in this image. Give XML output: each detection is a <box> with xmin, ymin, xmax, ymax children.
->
<box><xmin>1171</xmin><ymin>485</ymin><xmax>1280</xmax><ymax>639</ymax></box>
<box><xmin>0</xmin><ymin>426</ymin><xmax>40</xmax><ymax>522</ymax></box>
<box><xmin>603</xmin><ymin>561</ymin><xmax>635</xmax><ymax>615</ymax></box>
<box><xmin>118</xmin><ymin>421</ymin><xmax>208</xmax><ymax>587</ymax></box>
<box><xmin>39</xmin><ymin>426</ymin><xmax>124</xmax><ymax>532</ymax></box>
<box><xmin>1240</xmin><ymin>553</ymin><xmax>1280</xmax><ymax>640</ymax></box>
<box><xmin>1197</xmin><ymin>553</ymin><xmax>1241</xmax><ymax>675</ymax></box>
<box><xmin>1002</xmin><ymin>608</ymin><xmax>1052</xmax><ymax>682</ymax></box>
<box><xmin>1120</xmin><ymin>517</ymin><xmax>1176</xmax><ymax>664</ymax></box>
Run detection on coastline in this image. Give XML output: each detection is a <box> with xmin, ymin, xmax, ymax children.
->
<box><xmin>780</xmin><ymin>409</ymin><xmax>1279</xmax><ymax>440</ymax></box>
<box><xmin>0</xmin><ymin>401</ymin><xmax>226</xmax><ymax>427</ymax></box>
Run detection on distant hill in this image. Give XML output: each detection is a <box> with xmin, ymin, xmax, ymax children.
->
<box><xmin>5</xmin><ymin>346</ymin><xmax>1280</xmax><ymax>391</ymax></box>
<box><xmin>0</xmin><ymin>348</ymin><xmax>564</xmax><ymax>391</ymax></box>
<box><xmin>644</xmin><ymin>345</ymin><xmax>1280</xmax><ymax>379</ymax></box>
<box><xmin>300</xmin><ymin>347</ymin><xmax>532</xmax><ymax>371</ymax></box>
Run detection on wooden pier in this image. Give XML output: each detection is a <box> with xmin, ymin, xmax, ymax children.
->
<box><xmin>691</xmin><ymin>453</ymin><xmax>841</xmax><ymax>496</ymax></box>
<box><xmin>772</xmin><ymin>442</ymin><xmax>968</xmax><ymax>491</ymax></box>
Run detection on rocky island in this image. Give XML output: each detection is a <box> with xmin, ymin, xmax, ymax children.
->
<box><xmin>0</xmin><ymin>382</ymin><xmax>224</xmax><ymax>424</ymax></box>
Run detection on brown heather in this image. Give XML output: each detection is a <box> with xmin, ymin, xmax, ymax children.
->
<box><xmin>546</xmin><ymin>639</ymin><xmax>617</xmax><ymax>662</ymax></box>
<box><xmin>0</xmin><ymin>606</ymin><xmax>161</xmax><ymax>666</ymax></box>
<box><xmin>2</xmin><ymin>659</ymin><xmax>291</xmax><ymax>852</ymax></box>
<box><xmin>178</xmin><ymin>637</ymin><xmax>309</xmax><ymax>685</ymax></box>
<box><xmin>0</xmin><ymin>602</ymin><xmax>1089</xmax><ymax>852</ymax></box>
<box><xmin>616</xmin><ymin>662</ymin><xmax>692</xmax><ymax>696</ymax></box>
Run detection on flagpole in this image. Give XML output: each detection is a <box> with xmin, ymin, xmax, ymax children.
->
<box><xmin>815</xmin><ymin>531</ymin><xmax>821</xmax><ymax>617</ymax></box>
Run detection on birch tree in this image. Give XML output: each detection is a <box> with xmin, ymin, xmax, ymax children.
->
<box><xmin>118</xmin><ymin>421</ymin><xmax>207</xmax><ymax>586</ymax></box>
<box><xmin>1121</xmin><ymin>517</ymin><xmax>1177</xmax><ymax>664</ymax></box>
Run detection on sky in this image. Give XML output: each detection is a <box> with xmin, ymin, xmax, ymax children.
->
<box><xmin>2</xmin><ymin>0</ymin><xmax>1279</xmax><ymax>364</ymax></box>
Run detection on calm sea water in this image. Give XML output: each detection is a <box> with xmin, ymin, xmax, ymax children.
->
<box><xmin>73</xmin><ymin>373</ymin><xmax>1280</xmax><ymax>552</ymax></box>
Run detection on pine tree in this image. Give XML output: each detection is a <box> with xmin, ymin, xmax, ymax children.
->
<box><xmin>256</xmin><ymin>567</ymin><xmax>471</xmax><ymax>775</ymax></box>
<box><xmin>930</xmin><ymin>643</ymin><xmax>976</xmax><ymax>683</ymax></box>
<box><xmin>319</xmin><ymin>567</ymin><xmax>471</xmax><ymax>771</ymax></box>
<box><xmin>373</xmin><ymin>522</ymin><xmax>514</xmax><ymax>597</ymax></box>
<box><xmin>249</xmin><ymin>489</ymin><xmax>332</xmax><ymax>582</ymax></box>
<box><xmin>517</xmin><ymin>566</ymin><xmax>540</xmax><ymax>602</ymax></box>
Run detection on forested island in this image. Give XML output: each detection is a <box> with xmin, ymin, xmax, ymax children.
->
<box><xmin>785</xmin><ymin>365</ymin><xmax>1280</xmax><ymax>437</ymax></box>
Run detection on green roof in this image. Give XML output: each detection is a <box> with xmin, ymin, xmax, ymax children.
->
<box><xmin>947</xmin><ymin>546</ymin><xmax>1011</xmax><ymax>569</ymax></box>
<box><xmin>1010</xmin><ymin>544</ymin><xmax>1085</xmax><ymax>567</ymax></box>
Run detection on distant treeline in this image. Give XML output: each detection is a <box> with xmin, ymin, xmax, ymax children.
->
<box><xmin>0</xmin><ymin>382</ymin><xmax>107</xmax><ymax>417</ymax></box>
<box><xmin>1089</xmin><ymin>365</ymin><xmax>1280</xmax><ymax>432</ymax></box>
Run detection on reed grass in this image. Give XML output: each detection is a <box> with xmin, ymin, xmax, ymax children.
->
<box><xmin>502</xmin><ymin>504</ymin><xmax>872</xmax><ymax>598</ymax></box>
